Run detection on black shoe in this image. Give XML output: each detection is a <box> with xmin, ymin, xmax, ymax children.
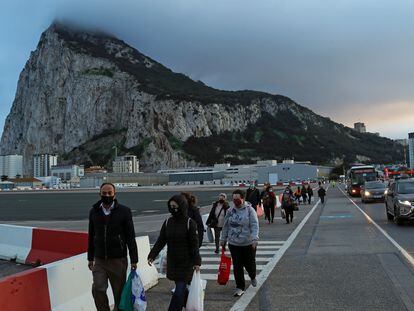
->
<box><xmin>214</xmin><ymin>249</ymin><xmax>219</xmax><ymax>254</ymax></box>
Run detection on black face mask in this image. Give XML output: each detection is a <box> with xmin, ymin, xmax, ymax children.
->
<box><xmin>101</xmin><ymin>196</ymin><xmax>114</xmax><ymax>205</ymax></box>
<box><xmin>168</xmin><ymin>205</ymin><xmax>180</xmax><ymax>216</ymax></box>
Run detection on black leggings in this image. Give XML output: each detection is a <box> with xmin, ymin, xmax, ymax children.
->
<box><xmin>264</xmin><ymin>204</ymin><xmax>275</xmax><ymax>222</ymax></box>
<box><xmin>229</xmin><ymin>244</ymin><xmax>256</xmax><ymax>291</ymax></box>
<box><xmin>284</xmin><ymin>206</ymin><xmax>294</xmax><ymax>223</ymax></box>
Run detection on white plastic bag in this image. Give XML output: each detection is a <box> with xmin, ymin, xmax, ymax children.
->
<box><xmin>132</xmin><ymin>270</ymin><xmax>147</xmax><ymax>311</ymax></box>
<box><xmin>206</xmin><ymin>226</ymin><xmax>214</xmax><ymax>243</ymax></box>
<box><xmin>276</xmin><ymin>196</ymin><xmax>282</xmax><ymax>208</ymax></box>
<box><xmin>186</xmin><ymin>271</ymin><xmax>204</xmax><ymax>311</ymax></box>
<box><xmin>158</xmin><ymin>246</ymin><xmax>167</xmax><ymax>275</ymax></box>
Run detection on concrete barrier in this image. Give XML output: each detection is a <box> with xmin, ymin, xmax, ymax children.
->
<box><xmin>0</xmin><ymin>268</ymin><xmax>51</xmax><ymax>310</ymax></box>
<box><xmin>26</xmin><ymin>228</ymin><xmax>88</xmax><ymax>265</ymax></box>
<box><xmin>44</xmin><ymin>253</ymin><xmax>114</xmax><ymax>311</ymax></box>
<box><xmin>0</xmin><ymin>226</ymin><xmax>158</xmax><ymax>310</ymax></box>
<box><xmin>0</xmin><ymin>224</ymin><xmax>33</xmax><ymax>263</ymax></box>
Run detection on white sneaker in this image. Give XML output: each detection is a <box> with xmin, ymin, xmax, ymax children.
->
<box><xmin>171</xmin><ymin>287</ymin><xmax>175</xmax><ymax>294</ymax></box>
<box><xmin>233</xmin><ymin>288</ymin><xmax>245</xmax><ymax>297</ymax></box>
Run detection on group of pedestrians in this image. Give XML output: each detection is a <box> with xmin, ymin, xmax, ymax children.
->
<box><xmin>87</xmin><ymin>181</ymin><xmax>327</xmax><ymax>311</ymax></box>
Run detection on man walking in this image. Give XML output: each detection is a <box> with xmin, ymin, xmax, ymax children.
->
<box><xmin>88</xmin><ymin>183</ymin><xmax>138</xmax><ymax>311</ymax></box>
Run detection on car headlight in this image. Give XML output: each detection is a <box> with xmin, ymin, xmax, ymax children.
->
<box><xmin>384</xmin><ymin>189</ymin><xmax>388</xmax><ymax>195</ymax></box>
<box><xmin>364</xmin><ymin>191</ymin><xmax>371</xmax><ymax>196</ymax></box>
<box><xmin>398</xmin><ymin>200</ymin><xmax>412</xmax><ymax>206</ymax></box>
<box><xmin>352</xmin><ymin>189</ymin><xmax>356</xmax><ymax>193</ymax></box>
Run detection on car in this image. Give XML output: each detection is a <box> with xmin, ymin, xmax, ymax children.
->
<box><xmin>385</xmin><ymin>178</ymin><xmax>414</xmax><ymax>225</ymax></box>
<box><xmin>360</xmin><ymin>181</ymin><xmax>386</xmax><ymax>203</ymax></box>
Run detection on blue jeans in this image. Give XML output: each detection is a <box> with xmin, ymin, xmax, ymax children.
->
<box><xmin>168</xmin><ymin>281</ymin><xmax>188</xmax><ymax>311</ymax></box>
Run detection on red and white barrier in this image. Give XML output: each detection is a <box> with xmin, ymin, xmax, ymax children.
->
<box><xmin>0</xmin><ymin>225</ymin><xmax>158</xmax><ymax>311</ymax></box>
<box><xmin>0</xmin><ymin>225</ymin><xmax>88</xmax><ymax>265</ymax></box>
<box><xmin>0</xmin><ymin>224</ymin><xmax>33</xmax><ymax>263</ymax></box>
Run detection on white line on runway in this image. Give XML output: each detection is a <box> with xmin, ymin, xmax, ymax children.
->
<box><xmin>230</xmin><ymin>189</ymin><xmax>326</xmax><ymax>311</ymax></box>
<box><xmin>338</xmin><ymin>186</ymin><xmax>414</xmax><ymax>268</ymax></box>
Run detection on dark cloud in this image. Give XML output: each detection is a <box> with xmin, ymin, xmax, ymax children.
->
<box><xmin>1</xmin><ymin>0</ymin><xmax>414</xmax><ymax>138</ymax></box>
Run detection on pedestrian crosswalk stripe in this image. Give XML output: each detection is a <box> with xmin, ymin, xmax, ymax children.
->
<box><xmin>199</xmin><ymin>257</ymin><xmax>271</xmax><ymax>262</ymax></box>
<box><xmin>201</xmin><ymin>245</ymin><xmax>282</xmax><ymax>250</ymax></box>
<box><xmin>152</xmin><ymin>240</ymin><xmax>285</xmax><ymax>282</ymax></box>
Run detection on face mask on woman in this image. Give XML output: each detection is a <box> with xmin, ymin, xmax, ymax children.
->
<box><xmin>168</xmin><ymin>202</ymin><xmax>180</xmax><ymax>216</ymax></box>
<box><xmin>233</xmin><ymin>198</ymin><xmax>242</xmax><ymax>207</ymax></box>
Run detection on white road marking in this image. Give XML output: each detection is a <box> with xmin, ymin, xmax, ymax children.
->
<box><xmin>153</xmin><ymin>199</ymin><xmax>168</xmax><ymax>202</ymax></box>
<box><xmin>230</xmin><ymin>191</ymin><xmax>325</xmax><ymax>311</ymax></box>
<box><xmin>338</xmin><ymin>186</ymin><xmax>414</xmax><ymax>268</ymax></box>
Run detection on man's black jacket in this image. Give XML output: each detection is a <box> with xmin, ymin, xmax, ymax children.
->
<box><xmin>88</xmin><ymin>200</ymin><xmax>138</xmax><ymax>263</ymax></box>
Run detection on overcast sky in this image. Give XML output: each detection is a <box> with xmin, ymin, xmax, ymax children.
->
<box><xmin>1</xmin><ymin>0</ymin><xmax>414</xmax><ymax>139</ymax></box>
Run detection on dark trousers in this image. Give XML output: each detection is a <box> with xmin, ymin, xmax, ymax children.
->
<box><xmin>264</xmin><ymin>204</ymin><xmax>275</xmax><ymax>223</ymax></box>
<box><xmin>302</xmin><ymin>195</ymin><xmax>307</xmax><ymax>204</ymax></box>
<box><xmin>308</xmin><ymin>195</ymin><xmax>312</xmax><ymax>204</ymax></box>
<box><xmin>228</xmin><ymin>244</ymin><xmax>256</xmax><ymax>291</ymax></box>
<box><xmin>214</xmin><ymin>227</ymin><xmax>222</xmax><ymax>251</ymax></box>
<box><xmin>284</xmin><ymin>206</ymin><xmax>294</xmax><ymax>223</ymax></box>
<box><xmin>92</xmin><ymin>257</ymin><xmax>127</xmax><ymax>311</ymax></box>
<box><xmin>320</xmin><ymin>196</ymin><xmax>325</xmax><ymax>204</ymax></box>
<box><xmin>168</xmin><ymin>281</ymin><xmax>188</xmax><ymax>311</ymax></box>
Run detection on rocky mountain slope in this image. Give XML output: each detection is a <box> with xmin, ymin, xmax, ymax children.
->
<box><xmin>0</xmin><ymin>23</ymin><xmax>404</xmax><ymax>174</ymax></box>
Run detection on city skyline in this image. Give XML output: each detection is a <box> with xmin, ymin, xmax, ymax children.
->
<box><xmin>2</xmin><ymin>1</ymin><xmax>414</xmax><ymax>139</ymax></box>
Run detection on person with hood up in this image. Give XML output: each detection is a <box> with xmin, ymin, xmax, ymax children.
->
<box><xmin>220</xmin><ymin>189</ymin><xmax>259</xmax><ymax>297</ymax></box>
<box><xmin>181</xmin><ymin>192</ymin><xmax>204</xmax><ymax>247</ymax></box>
<box><xmin>246</xmin><ymin>183</ymin><xmax>261</xmax><ymax>211</ymax></box>
<box><xmin>206</xmin><ymin>193</ymin><xmax>230</xmax><ymax>253</ymax></box>
<box><xmin>148</xmin><ymin>194</ymin><xmax>201</xmax><ymax>311</ymax></box>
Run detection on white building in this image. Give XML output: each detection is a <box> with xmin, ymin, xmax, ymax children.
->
<box><xmin>409</xmin><ymin>133</ymin><xmax>414</xmax><ymax>169</ymax></box>
<box><xmin>158</xmin><ymin>160</ymin><xmax>278</xmax><ymax>185</ymax></box>
<box><xmin>51</xmin><ymin>164</ymin><xmax>85</xmax><ymax>181</ymax></box>
<box><xmin>37</xmin><ymin>176</ymin><xmax>61</xmax><ymax>188</ymax></box>
<box><xmin>354</xmin><ymin>122</ymin><xmax>366</xmax><ymax>133</ymax></box>
<box><xmin>113</xmin><ymin>155</ymin><xmax>139</xmax><ymax>173</ymax></box>
<box><xmin>0</xmin><ymin>154</ymin><xmax>23</xmax><ymax>178</ymax></box>
<box><xmin>33</xmin><ymin>154</ymin><xmax>58</xmax><ymax>177</ymax></box>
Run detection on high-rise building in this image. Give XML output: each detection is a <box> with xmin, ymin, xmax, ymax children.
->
<box><xmin>33</xmin><ymin>154</ymin><xmax>58</xmax><ymax>177</ymax></box>
<box><xmin>113</xmin><ymin>155</ymin><xmax>139</xmax><ymax>173</ymax></box>
<box><xmin>354</xmin><ymin>122</ymin><xmax>366</xmax><ymax>133</ymax></box>
<box><xmin>409</xmin><ymin>133</ymin><xmax>414</xmax><ymax>169</ymax></box>
<box><xmin>0</xmin><ymin>154</ymin><xmax>23</xmax><ymax>178</ymax></box>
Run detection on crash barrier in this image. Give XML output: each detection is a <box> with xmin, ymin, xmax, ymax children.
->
<box><xmin>0</xmin><ymin>225</ymin><xmax>88</xmax><ymax>265</ymax></box>
<box><xmin>0</xmin><ymin>224</ymin><xmax>34</xmax><ymax>263</ymax></box>
<box><xmin>0</xmin><ymin>230</ymin><xmax>158</xmax><ymax>311</ymax></box>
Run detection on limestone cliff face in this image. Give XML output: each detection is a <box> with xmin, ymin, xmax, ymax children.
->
<box><xmin>0</xmin><ymin>23</ymin><xmax>403</xmax><ymax>174</ymax></box>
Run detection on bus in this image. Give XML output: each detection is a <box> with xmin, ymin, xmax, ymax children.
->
<box><xmin>347</xmin><ymin>165</ymin><xmax>377</xmax><ymax>196</ymax></box>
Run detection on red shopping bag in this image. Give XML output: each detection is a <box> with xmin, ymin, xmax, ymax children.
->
<box><xmin>217</xmin><ymin>247</ymin><xmax>232</xmax><ymax>285</ymax></box>
<box><xmin>256</xmin><ymin>204</ymin><xmax>264</xmax><ymax>217</ymax></box>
